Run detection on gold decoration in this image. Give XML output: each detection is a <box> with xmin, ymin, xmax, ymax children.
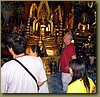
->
<box><xmin>29</xmin><ymin>3</ymin><xmax>37</xmax><ymax>19</ymax></box>
<box><xmin>37</xmin><ymin>1</ymin><xmax>50</xmax><ymax>20</ymax></box>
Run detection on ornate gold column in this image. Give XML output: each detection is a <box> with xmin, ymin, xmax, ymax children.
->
<box><xmin>58</xmin><ymin>6</ymin><xmax>63</xmax><ymax>47</ymax></box>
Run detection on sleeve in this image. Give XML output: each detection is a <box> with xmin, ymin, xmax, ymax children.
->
<box><xmin>38</xmin><ymin>60</ymin><xmax>47</xmax><ymax>82</ymax></box>
<box><xmin>1</xmin><ymin>64</ymin><xmax>8</xmax><ymax>93</ymax></box>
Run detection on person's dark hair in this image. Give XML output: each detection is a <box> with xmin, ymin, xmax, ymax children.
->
<box><xmin>6</xmin><ymin>33</ymin><xmax>26</xmax><ymax>55</ymax></box>
<box><xmin>31</xmin><ymin>45</ymin><xmax>41</xmax><ymax>56</ymax></box>
<box><xmin>69</xmin><ymin>59</ymin><xmax>90</xmax><ymax>92</ymax></box>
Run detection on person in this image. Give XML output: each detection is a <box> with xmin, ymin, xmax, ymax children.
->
<box><xmin>1</xmin><ymin>33</ymin><xmax>47</xmax><ymax>93</ymax></box>
<box><xmin>66</xmin><ymin>59</ymin><xmax>96</xmax><ymax>93</ymax></box>
<box><xmin>60</xmin><ymin>31</ymin><xmax>76</xmax><ymax>93</ymax></box>
<box><xmin>86</xmin><ymin>55</ymin><xmax>96</xmax><ymax>84</ymax></box>
<box><xmin>87</xmin><ymin>55</ymin><xmax>96</xmax><ymax>75</ymax></box>
<box><xmin>29</xmin><ymin>45</ymin><xmax>49</xmax><ymax>93</ymax></box>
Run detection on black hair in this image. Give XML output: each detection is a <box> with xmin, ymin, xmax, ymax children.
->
<box><xmin>69</xmin><ymin>59</ymin><xmax>90</xmax><ymax>92</ymax></box>
<box><xmin>31</xmin><ymin>45</ymin><xmax>41</xmax><ymax>56</ymax></box>
<box><xmin>6</xmin><ymin>33</ymin><xmax>26</xmax><ymax>55</ymax></box>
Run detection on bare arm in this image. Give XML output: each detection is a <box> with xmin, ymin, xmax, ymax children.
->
<box><xmin>72</xmin><ymin>55</ymin><xmax>76</xmax><ymax>59</ymax></box>
<box><xmin>92</xmin><ymin>86</ymin><xmax>96</xmax><ymax>93</ymax></box>
<box><xmin>38</xmin><ymin>80</ymin><xmax>46</xmax><ymax>86</ymax></box>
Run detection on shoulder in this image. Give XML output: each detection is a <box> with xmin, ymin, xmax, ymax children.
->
<box><xmin>1</xmin><ymin>60</ymin><xmax>17</xmax><ymax>73</ymax></box>
<box><xmin>37</xmin><ymin>57</ymin><xmax>42</xmax><ymax>61</ymax></box>
<box><xmin>68</xmin><ymin>43</ymin><xmax>74</xmax><ymax>47</ymax></box>
<box><xmin>88</xmin><ymin>77</ymin><xmax>95</xmax><ymax>85</ymax></box>
<box><xmin>21</xmin><ymin>56</ymin><xmax>43</xmax><ymax>67</ymax></box>
<box><xmin>67</xmin><ymin>43</ymin><xmax>75</xmax><ymax>51</ymax></box>
<box><xmin>69</xmin><ymin>78</ymin><xmax>88</xmax><ymax>88</ymax></box>
<box><xmin>67</xmin><ymin>79</ymin><xmax>85</xmax><ymax>93</ymax></box>
<box><xmin>67</xmin><ymin>79</ymin><xmax>80</xmax><ymax>93</ymax></box>
<box><xmin>88</xmin><ymin>77</ymin><xmax>93</xmax><ymax>81</ymax></box>
<box><xmin>18</xmin><ymin>55</ymin><xmax>38</xmax><ymax>61</ymax></box>
<box><xmin>69</xmin><ymin>79</ymin><xmax>81</xmax><ymax>87</ymax></box>
<box><xmin>2</xmin><ymin>60</ymin><xmax>16</xmax><ymax>68</ymax></box>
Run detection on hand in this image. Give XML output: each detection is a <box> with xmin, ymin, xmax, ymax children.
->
<box><xmin>65</xmin><ymin>65</ymin><xmax>69</xmax><ymax>72</ymax></box>
<box><xmin>92</xmin><ymin>86</ymin><xmax>96</xmax><ymax>93</ymax></box>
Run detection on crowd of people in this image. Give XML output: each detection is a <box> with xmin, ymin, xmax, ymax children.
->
<box><xmin>1</xmin><ymin>30</ymin><xmax>96</xmax><ymax>93</ymax></box>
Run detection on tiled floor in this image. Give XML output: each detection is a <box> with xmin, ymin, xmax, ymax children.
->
<box><xmin>47</xmin><ymin>72</ymin><xmax>64</xmax><ymax>93</ymax></box>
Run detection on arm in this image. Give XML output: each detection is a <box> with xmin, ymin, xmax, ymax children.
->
<box><xmin>72</xmin><ymin>55</ymin><xmax>76</xmax><ymax>59</ymax></box>
<box><xmin>37</xmin><ymin>60</ymin><xmax>47</xmax><ymax>86</ymax></box>
<box><xmin>38</xmin><ymin>80</ymin><xmax>46</xmax><ymax>86</ymax></box>
<box><xmin>1</xmin><ymin>64</ymin><xmax>8</xmax><ymax>93</ymax></box>
<box><xmin>92</xmin><ymin>86</ymin><xmax>96</xmax><ymax>93</ymax></box>
<box><xmin>68</xmin><ymin>44</ymin><xmax>76</xmax><ymax>59</ymax></box>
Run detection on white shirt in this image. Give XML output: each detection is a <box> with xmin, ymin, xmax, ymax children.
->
<box><xmin>37</xmin><ymin>57</ymin><xmax>46</xmax><ymax>71</ymax></box>
<box><xmin>1</xmin><ymin>55</ymin><xmax>47</xmax><ymax>93</ymax></box>
<box><xmin>36</xmin><ymin>57</ymin><xmax>49</xmax><ymax>93</ymax></box>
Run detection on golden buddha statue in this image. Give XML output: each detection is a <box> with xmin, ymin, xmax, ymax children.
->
<box><xmin>78</xmin><ymin>12</ymin><xmax>89</xmax><ymax>32</ymax></box>
<box><xmin>34</xmin><ymin>11</ymin><xmax>51</xmax><ymax>37</ymax></box>
<box><xmin>27</xmin><ymin>1</ymin><xmax>63</xmax><ymax>57</ymax></box>
<box><xmin>28</xmin><ymin>13</ymin><xmax>58</xmax><ymax>56</ymax></box>
<box><xmin>33</xmin><ymin>11</ymin><xmax>59</xmax><ymax>56</ymax></box>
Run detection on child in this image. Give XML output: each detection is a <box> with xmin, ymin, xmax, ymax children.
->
<box><xmin>66</xmin><ymin>59</ymin><xmax>96</xmax><ymax>93</ymax></box>
<box><xmin>29</xmin><ymin>45</ymin><xmax>49</xmax><ymax>93</ymax></box>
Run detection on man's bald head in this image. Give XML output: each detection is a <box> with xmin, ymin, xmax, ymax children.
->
<box><xmin>63</xmin><ymin>31</ymin><xmax>73</xmax><ymax>45</ymax></box>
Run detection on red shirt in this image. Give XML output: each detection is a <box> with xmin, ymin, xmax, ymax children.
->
<box><xmin>60</xmin><ymin>43</ymin><xmax>76</xmax><ymax>73</ymax></box>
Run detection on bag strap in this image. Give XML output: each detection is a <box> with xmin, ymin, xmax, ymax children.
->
<box><xmin>13</xmin><ymin>58</ymin><xmax>39</xmax><ymax>91</ymax></box>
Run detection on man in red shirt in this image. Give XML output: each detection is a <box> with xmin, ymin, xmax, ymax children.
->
<box><xmin>60</xmin><ymin>31</ymin><xmax>76</xmax><ymax>93</ymax></box>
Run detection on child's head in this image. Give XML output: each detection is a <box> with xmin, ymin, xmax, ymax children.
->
<box><xmin>69</xmin><ymin>59</ymin><xmax>87</xmax><ymax>79</ymax></box>
<box><xmin>29</xmin><ymin>45</ymin><xmax>41</xmax><ymax>57</ymax></box>
<box><xmin>69</xmin><ymin>59</ymin><xmax>90</xmax><ymax>92</ymax></box>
